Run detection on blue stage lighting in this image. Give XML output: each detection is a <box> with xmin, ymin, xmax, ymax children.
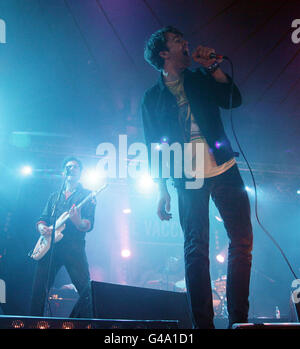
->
<box><xmin>137</xmin><ymin>174</ymin><xmax>156</xmax><ymax>193</ymax></box>
<box><xmin>20</xmin><ymin>165</ymin><xmax>33</xmax><ymax>176</ymax></box>
<box><xmin>121</xmin><ymin>249</ymin><xmax>131</xmax><ymax>258</ymax></box>
<box><xmin>81</xmin><ymin>168</ymin><xmax>106</xmax><ymax>190</ymax></box>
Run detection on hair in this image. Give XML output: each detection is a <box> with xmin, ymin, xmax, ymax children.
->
<box><xmin>144</xmin><ymin>26</ymin><xmax>183</xmax><ymax>71</ymax></box>
<box><xmin>62</xmin><ymin>156</ymin><xmax>83</xmax><ymax>172</ymax></box>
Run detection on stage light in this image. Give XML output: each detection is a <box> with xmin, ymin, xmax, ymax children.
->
<box><xmin>215</xmin><ymin>141</ymin><xmax>222</xmax><ymax>149</ymax></box>
<box><xmin>121</xmin><ymin>249</ymin><xmax>131</xmax><ymax>258</ymax></box>
<box><xmin>36</xmin><ymin>321</ymin><xmax>50</xmax><ymax>329</ymax></box>
<box><xmin>81</xmin><ymin>168</ymin><xmax>106</xmax><ymax>190</ymax></box>
<box><xmin>12</xmin><ymin>320</ymin><xmax>24</xmax><ymax>329</ymax></box>
<box><xmin>137</xmin><ymin>174</ymin><xmax>156</xmax><ymax>193</ymax></box>
<box><xmin>123</xmin><ymin>208</ymin><xmax>131</xmax><ymax>214</ymax></box>
<box><xmin>62</xmin><ymin>321</ymin><xmax>75</xmax><ymax>329</ymax></box>
<box><xmin>216</xmin><ymin>254</ymin><xmax>225</xmax><ymax>263</ymax></box>
<box><xmin>20</xmin><ymin>165</ymin><xmax>33</xmax><ymax>176</ymax></box>
<box><xmin>297</xmin><ymin>190</ymin><xmax>300</xmax><ymax>195</ymax></box>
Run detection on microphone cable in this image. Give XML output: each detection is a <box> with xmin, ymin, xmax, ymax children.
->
<box><xmin>225</xmin><ymin>57</ymin><xmax>298</xmax><ymax>281</ymax></box>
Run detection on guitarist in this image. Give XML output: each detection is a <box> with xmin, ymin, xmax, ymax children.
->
<box><xmin>30</xmin><ymin>157</ymin><xmax>96</xmax><ymax>318</ymax></box>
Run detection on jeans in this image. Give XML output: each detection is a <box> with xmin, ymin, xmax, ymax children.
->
<box><xmin>177</xmin><ymin>165</ymin><xmax>253</xmax><ymax>329</ymax></box>
<box><xmin>30</xmin><ymin>238</ymin><xmax>93</xmax><ymax>318</ymax></box>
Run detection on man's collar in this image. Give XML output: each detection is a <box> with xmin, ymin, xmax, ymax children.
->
<box><xmin>65</xmin><ymin>182</ymin><xmax>83</xmax><ymax>193</ymax></box>
<box><xmin>158</xmin><ymin>72</ymin><xmax>166</xmax><ymax>90</ymax></box>
<box><xmin>158</xmin><ymin>69</ymin><xmax>191</xmax><ymax>90</ymax></box>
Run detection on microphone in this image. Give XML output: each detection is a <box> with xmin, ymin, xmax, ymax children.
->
<box><xmin>209</xmin><ymin>52</ymin><xmax>228</xmax><ymax>60</ymax></box>
<box><xmin>65</xmin><ymin>166</ymin><xmax>73</xmax><ymax>176</ymax></box>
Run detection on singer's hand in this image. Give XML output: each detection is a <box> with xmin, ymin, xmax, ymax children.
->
<box><xmin>157</xmin><ymin>191</ymin><xmax>172</xmax><ymax>221</ymax></box>
<box><xmin>192</xmin><ymin>45</ymin><xmax>223</xmax><ymax>67</ymax></box>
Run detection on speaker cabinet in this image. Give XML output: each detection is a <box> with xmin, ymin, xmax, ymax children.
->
<box><xmin>91</xmin><ymin>281</ymin><xmax>192</xmax><ymax>329</ymax></box>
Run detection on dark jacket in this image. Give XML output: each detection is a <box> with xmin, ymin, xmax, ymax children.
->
<box><xmin>141</xmin><ymin>68</ymin><xmax>242</xmax><ymax>179</ymax></box>
<box><xmin>38</xmin><ymin>183</ymin><xmax>96</xmax><ymax>242</ymax></box>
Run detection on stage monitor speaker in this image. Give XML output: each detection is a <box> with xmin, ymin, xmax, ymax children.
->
<box><xmin>91</xmin><ymin>281</ymin><xmax>192</xmax><ymax>329</ymax></box>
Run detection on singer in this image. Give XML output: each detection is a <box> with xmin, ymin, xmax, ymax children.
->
<box><xmin>30</xmin><ymin>157</ymin><xmax>96</xmax><ymax>318</ymax></box>
<box><xmin>142</xmin><ymin>26</ymin><xmax>253</xmax><ymax>329</ymax></box>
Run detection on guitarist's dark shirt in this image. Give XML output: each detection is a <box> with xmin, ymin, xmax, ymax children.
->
<box><xmin>37</xmin><ymin>183</ymin><xmax>96</xmax><ymax>243</ymax></box>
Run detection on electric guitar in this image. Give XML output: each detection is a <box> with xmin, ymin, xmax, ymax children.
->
<box><xmin>30</xmin><ymin>184</ymin><xmax>107</xmax><ymax>261</ymax></box>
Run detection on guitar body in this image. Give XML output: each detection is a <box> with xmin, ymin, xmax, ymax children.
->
<box><xmin>30</xmin><ymin>184</ymin><xmax>106</xmax><ymax>261</ymax></box>
<box><xmin>30</xmin><ymin>223</ymin><xmax>66</xmax><ymax>261</ymax></box>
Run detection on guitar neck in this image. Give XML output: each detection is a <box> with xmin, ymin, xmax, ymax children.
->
<box><xmin>55</xmin><ymin>193</ymin><xmax>93</xmax><ymax>228</ymax></box>
<box><xmin>54</xmin><ymin>185</ymin><xmax>105</xmax><ymax>229</ymax></box>
<box><xmin>76</xmin><ymin>192</ymin><xmax>93</xmax><ymax>210</ymax></box>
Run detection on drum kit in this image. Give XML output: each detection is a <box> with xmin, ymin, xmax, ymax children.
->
<box><xmin>174</xmin><ymin>274</ymin><xmax>228</xmax><ymax>318</ymax></box>
<box><xmin>145</xmin><ymin>255</ymin><xmax>228</xmax><ymax>318</ymax></box>
<box><xmin>212</xmin><ymin>275</ymin><xmax>228</xmax><ymax>318</ymax></box>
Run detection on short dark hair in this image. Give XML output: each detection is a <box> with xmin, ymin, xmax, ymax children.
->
<box><xmin>62</xmin><ymin>156</ymin><xmax>83</xmax><ymax>172</ymax></box>
<box><xmin>144</xmin><ymin>26</ymin><xmax>183</xmax><ymax>71</ymax></box>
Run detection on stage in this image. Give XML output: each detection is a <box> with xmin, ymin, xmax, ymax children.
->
<box><xmin>1</xmin><ymin>0</ymin><xmax>300</xmax><ymax>337</ymax></box>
